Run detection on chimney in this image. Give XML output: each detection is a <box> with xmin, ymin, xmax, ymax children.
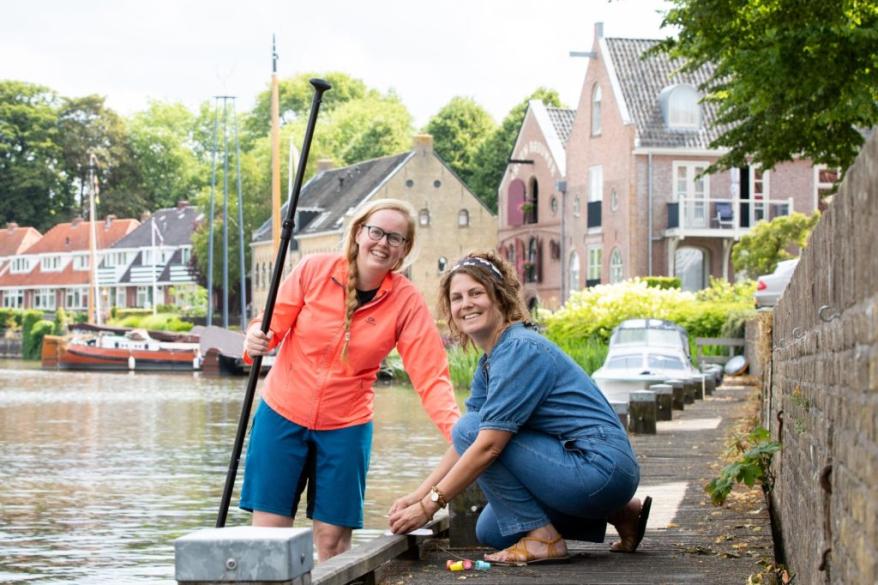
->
<box><xmin>413</xmin><ymin>134</ymin><xmax>433</xmax><ymax>155</ymax></box>
<box><xmin>316</xmin><ymin>159</ymin><xmax>335</xmax><ymax>173</ymax></box>
<box><xmin>140</xmin><ymin>211</ymin><xmax>152</xmax><ymax>222</ymax></box>
<box><xmin>104</xmin><ymin>214</ymin><xmax>117</xmax><ymax>229</ymax></box>
<box><xmin>594</xmin><ymin>22</ymin><xmax>604</xmax><ymax>40</ymax></box>
<box><xmin>177</xmin><ymin>200</ymin><xmax>189</xmax><ymax>210</ymax></box>
<box><xmin>6</xmin><ymin>222</ymin><xmax>18</xmax><ymax>231</ymax></box>
<box><xmin>71</xmin><ymin>216</ymin><xmax>84</xmax><ymax>227</ymax></box>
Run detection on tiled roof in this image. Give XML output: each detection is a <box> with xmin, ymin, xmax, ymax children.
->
<box><xmin>546</xmin><ymin>107</ymin><xmax>576</xmax><ymax>145</ymax></box>
<box><xmin>111</xmin><ymin>205</ymin><xmax>201</xmax><ymax>248</ymax></box>
<box><xmin>23</xmin><ymin>218</ymin><xmax>139</xmax><ymax>254</ymax></box>
<box><xmin>253</xmin><ymin>152</ymin><xmax>412</xmax><ymax>243</ymax></box>
<box><xmin>0</xmin><ymin>225</ymin><xmax>42</xmax><ymax>257</ymax></box>
<box><xmin>0</xmin><ymin>261</ymin><xmax>91</xmax><ymax>288</ymax></box>
<box><xmin>604</xmin><ymin>37</ymin><xmax>730</xmax><ymax>149</ymax></box>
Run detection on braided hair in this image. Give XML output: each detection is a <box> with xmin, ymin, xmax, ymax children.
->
<box><xmin>340</xmin><ymin>198</ymin><xmax>417</xmax><ymax>359</ymax></box>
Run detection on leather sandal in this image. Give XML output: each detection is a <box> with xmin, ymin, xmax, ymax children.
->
<box><xmin>610</xmin><ymin>495</ymin><xmax>652</xmax><ymax>553</ymax></box>
<box><xmin>486</xmin><ymin>535</ymin><xmax>571</xmax><ymax>566</ymax></box>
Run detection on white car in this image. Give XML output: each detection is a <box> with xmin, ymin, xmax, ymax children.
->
<box><xmin>592</xmin><ymin>319</ymin><xmax>699</xmax><ymax>404</ymax></box>
<box><xmin>754</xmin><ymin>259</ymin><xmax>799</xmax><ymax>308</ymax></box>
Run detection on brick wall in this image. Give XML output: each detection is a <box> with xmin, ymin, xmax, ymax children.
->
<box><xmin>765</xmin><ymin>130</ymin><xmax>877</xmax><ymax>584</ymax></box>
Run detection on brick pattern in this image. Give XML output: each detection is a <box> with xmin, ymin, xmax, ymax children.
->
<box><xmin>767</xmin><ymin>130</ymin><xmax>878</xmax><ymax>584</ymax></box>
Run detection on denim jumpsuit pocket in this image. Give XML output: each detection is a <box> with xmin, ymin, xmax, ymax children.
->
<box><xmin>566</xmin><ymin>429</ymin><xmax>638</xmax><ymax>515</ymax></box>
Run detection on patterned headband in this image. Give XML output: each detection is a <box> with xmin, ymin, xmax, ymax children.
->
<box><xmin>450</xmin><ymin>257</ymin><xmax>503</xmax><ymax>280</ymax></box>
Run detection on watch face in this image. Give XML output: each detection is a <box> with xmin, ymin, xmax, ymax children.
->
<box><xmin>430</xmin><ymin>492</ymin><xmax>439</xmax><ymax>502</ymax></box>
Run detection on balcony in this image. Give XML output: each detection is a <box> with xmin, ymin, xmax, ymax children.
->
<box><xmin>665</xmin><ymin>195</ymin><xmax>794</xmax><ymax>238</ymax></box>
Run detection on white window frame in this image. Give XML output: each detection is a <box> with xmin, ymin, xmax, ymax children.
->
<box><xmin>116</xmin><ymin>287</ymin><xmax>127</xmax><ymax>308</ymax></box>
<box><xmin>3</xmin><ymin>289</ymin><xmax>23</xmax><ymax>308</ymax></box>
<box><xmin>180</xmin><ymin>247</ymin><xmax>191</xmax><ymax>264</ymax></box>
<box><xmin>668</xmin><ymin>85</ymin><xmax>700</xmax><ymax>129</ymax></box>
<box><xmin>457</xmin><ymin>209</ymin><xmax>469</xmax><ymax>227</ymax></box>
<box><xmin>65</xmin><ymin>287</ymin><xmax>88</xmax><ymax>310</ymax></box>
<box><xmin>40</xmin><ymin>256</ymin><xmax>63</xmax><ymax>272</ymax></box>
<box><xmin>591</xmin><ymin>84</ymin><xmax>602</xmax><ymax>136</ymax></box>
<box><xmin>609</xmin><ymin>248</ymin><xmax>624</xmax><ymax>283</ymax></box>
<box><xmin>136</xmin><ymin>286</ymin><xmax>151</xmax><ymax>308</ymax></box>
<box><xmin>11</xmin><ymin>257</ymin><xmax>32</xmax><ymax>274</ymax></box>
<box><xmin>587</xmin><ymin>246</ymin><xmax>603</xmax><ymax>281</ymax></box>
<box><xmin>34</xmin><ymin>288</ymin><xmax>56</xmax><ymax>310</ymax></box>
<box><xmin>673</xmin><ymin>161</ymin><xmax>711</xmax><ymax>228</ymax></box>
<box><xmin>588</xmin><ymin>166</ymin><xmax>603</xmax><ymax>202</ymax></box>
<box><xmin>813</xmin><ymin>165</ymin><xmax>840</xmax><ymax>209</ymax></box>
<box><xmin>568</xmin><ymin>251</ymin><xmax>581</xmax><ymax>293</ymax></box>
<box><xmin>73</xmin><ymin>254</ymin><xmax>89</xmax><ymax>271</ymax></box>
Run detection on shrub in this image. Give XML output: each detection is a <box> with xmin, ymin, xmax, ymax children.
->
<box><xmin>643</xmin><ymin>276</ymin><xmax>681</xmax><ymax>290</ymax></box>
<box><xmin>23</xmin><ymin>319</ymin><xmax>55</xmax><ymax>359</ymax></box>
<box><xmin>549</xmin><ymin>336</ymin><xmax>609</xmax><ymax>375</ymax></box>
<box><xmin>706</xmin><ymin>427</ymin><xmax>780</xmax><ymax>506</ymax></box>
<box><xmin>54</xmin><ymin>308</ymin><xmax>69</xmax><ymax>336</ymax></box>
<box><xmin>447</xmin><ymin>345</ymin><xmax>481</xmax><ymax>391</ymax></box>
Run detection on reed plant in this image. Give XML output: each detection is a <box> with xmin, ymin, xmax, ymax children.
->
<box><xmin>550</xmin><ymin>335</ymin><xmax>609</xmax><ymax>376</ymax></box>
<box><xmin>447</xmin><ymin>344</ymin><xmax>482</xmax><ymax>391</ymax></box>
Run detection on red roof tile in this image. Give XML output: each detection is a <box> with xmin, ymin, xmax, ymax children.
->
<box><xmin>0</xmin><ymin>261</ymin><xmax>91</xmax><ymax>288</ymax></box>
<box><xmin>23</xmin><ymin>218</ymin><xmax>139</xmax><ymax>255</ymax></box>
<box><xmin>0</xmin><ymin>225</ymin><xmax>42</xmax><ymax>257</ymax></box>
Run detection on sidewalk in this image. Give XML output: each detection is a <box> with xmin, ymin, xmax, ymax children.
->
<box><xmin>377</xmin><ymin>378</ymin><xmax>775</xmax><ymax>585</ymax></box>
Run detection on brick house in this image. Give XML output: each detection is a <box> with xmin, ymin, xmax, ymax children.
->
<box><xmin>499</xmin><ymin>24</ymin><xmax>832</xmax><ymax>302</ymax></box>
<box><xmin>0</xmin><ymin>216</ymin><xmax>138</xmax><ymax>312</ymax></box>
<box><xmin>98</xmin><ymin>201</ymin><xmax>202</xmax><ymax>310</ymax></box>
<box><xmin>250</xmin><ymin>135</ymin><xmax>497</xmax><ymax>317</ymax></box>
<box><xmin>0</xmin><ymin>223</ymin><xmax>42</xmax><ymax>288</ymax></box>
<box><xmin>497</xmin><ymin>100</ymin><xmax>575</xmax><ymax>310</ymax></box>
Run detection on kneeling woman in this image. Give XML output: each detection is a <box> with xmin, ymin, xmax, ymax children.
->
<box><xmin>389</xmin><ymin>252</ymin><xmax>651</xmax><ymax>564</ymax></box>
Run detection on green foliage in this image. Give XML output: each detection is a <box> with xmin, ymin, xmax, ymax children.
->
<box><xmin>548</xmin><ymin>336</ymin><xmax>609</xmax><ymax>376</ymax></box>
<box><xmin>655</xmin><ymin>0</ymin><xmax>878</xmax><ymax>174</ymax></box>
<box><xmin>732</xmin><ymin>212</ymin><xmax>820</xmax><ymax>279</ymax></box>
<box><xmin>447</xmin><ymin>345</ymin><xmax>482</xmax><ymax>391</ymax></box>
<box><xmin>706</xmin><ymin>427</ymin><xmax>780</xmax><ymax>506</ymax></box>
<box><xmin>0</xmin><ymin>308</ymin><xmax>21</xmax><ymax>331</ymax></box>
<box><xmin>107</xmin><ymin>312</ymin><xmax>193</xmax><ymax>332</ymax></box>
<box><xmin>425</xmin><ymin>97</ymin><xmax>496</xmax><ymax>189</ymax></box>
<box><xmin>643</xmin><ymin>276</ymin><xmax>681</xmax><ymax>290</ymax></box>
<box><xmin>22</xmin><ymin>319</ymin><xmax>55</xmax><ymax>360</ymax></box>
<box><xmin>469</xmin><ymin>88</ymin><xmax>563</xmax><ymax>211</ymax></box>
<box><xmin>695</xmin><ymin>277</ymin><xmax>758</xmax><ymax>304</ymax></box>
<box><xmin>53</xmin><ymin>308</ymin><xmax>69</xmax><ymax>335</ymax></box>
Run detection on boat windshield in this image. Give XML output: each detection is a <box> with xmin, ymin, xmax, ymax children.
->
<box><xmin>614</xmin><ymin>328</ymin><xmax>683</xmax><ymax>348</ymax></box>
<box><xmin>605</xmin><ymin>354</ymin><xmax>644</xmax><ymax>370</ymax></box>
<box><xmin>647</xmin><ymin>354</ymin><xmax>686</xmax><ymax>370</ymax></box>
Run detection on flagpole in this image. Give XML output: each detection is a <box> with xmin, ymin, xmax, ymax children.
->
<box><xmin>87</xmin><ymin>154</ymin><xmax>102</xmax><ymax>326</ymax></box>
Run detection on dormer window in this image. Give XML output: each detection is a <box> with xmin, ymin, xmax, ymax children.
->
<box><xmin>591</xmin><ymin>84</ymin><xmax>602</xmax><ymax>136</ymax></box>
<box><xmin>660</xmin><ymin>84</ymin><xmax>701</xmax><ymax>130</ymax></box>
<box><xmin>41</xmin><ymin>255</ymin><xmax>63</xmax><ymax>272</ymax></box>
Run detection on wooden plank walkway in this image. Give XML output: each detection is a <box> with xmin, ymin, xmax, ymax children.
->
<box><xmin>374</xmin><ymin>378</ymin><xmax>775</xmax><ymax>585</ymax></box>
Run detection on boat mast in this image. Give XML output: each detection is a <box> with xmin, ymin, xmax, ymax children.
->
<box><xmin>87</xmin><ymin>154</ymin><xmax>102</xmax><ymax>326</ymax></box>
<box><xmin>270</xmin><ymin>34</ymin><xmax>281</xmax><ymax>255</ymax></box>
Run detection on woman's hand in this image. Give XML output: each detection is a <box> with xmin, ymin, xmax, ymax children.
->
<box><xmin>388</xmin><ymin>499</ymin><xmax>433</xmax><ymax>535</ymax></box>
<box><xmin>388</xmin><ymin>493</ymin><xmax>420</xmax><ymax>516</ymax></box>
<box><xmin>244</xmin><ymin>326</ymin><xmax>273</xmax><ymax>357</ymax></box>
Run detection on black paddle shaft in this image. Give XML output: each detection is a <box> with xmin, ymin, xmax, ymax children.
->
<box><xmin>216</xmin><ymin>78</ymin><xmax>331</xmax><ymax>528</ymax></box>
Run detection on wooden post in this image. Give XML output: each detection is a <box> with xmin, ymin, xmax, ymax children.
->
<box><xmin>667</xmin><ymin>379</ymin><xmax>685</xmax><ymax>410</ymax></box>
<box><xmin>449</xmin><ymin>482</ymin><xmax>486</xmax><ymax>548</ymax></box>
<box><xmin>649</xmin><ymin>384</ymin><xmax>673</xmax><ymax>421</ymax></box>
<box><xmin>704</xmin><ymin>374</ymin><xmax>716</xmax><ymax>396</ymax></box>
<box><xmin>682</xmin><ymin>379</ymin><xmax>696</xmax><ymax>404</ymax></box>
<box><xmin>629</xmin><ymin>391</ymin><xmax>657</xmax><ymax>434</ymax></box>
<box><xmin>689</xmin><ymin>375</ymin><xmax>705</xmax><ymax>400</ymax></box>
<box><xmin>611</xmin><ymin>401</ymin><xmax>629</xmax><ymax>430</ymax></box>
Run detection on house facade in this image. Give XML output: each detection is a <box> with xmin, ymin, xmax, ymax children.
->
<box><xmin>497</xmin><ymin>24</ymin><xmax>832</xmax><ymax>305</ymax></box>
<box><xmin>497</xmin><ymin>101</ymin><xmax>575</xmax><ymax>310</ymax></box>
<box><xmin>98</xmin><ymin>201</ymin><xmax>201</xmax><ymax>310</ymax></box>
<box><xmin>0</xmin><ymin>216</ymin><xmax>138</xmax><ymax>312</ymax></box>
<box><xmin>250</xmin><ymin>135</ymin><xmax>497</xmax><ymax>317</ymax></box>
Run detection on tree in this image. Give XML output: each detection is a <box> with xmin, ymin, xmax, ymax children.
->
<box><xmin>731</xmin><ymin>212</ymin><xmax>821</xmax><ymax>279</ymax></box>
<box><xmin>656</xmin><ymin>0</ymin><xmax>878</xmax><ymax>174</ymax></box>
<box><xmin>425</xmin><ymin>97</ymin><xmax>496</xmax><ymax>190</ymax></box>
<box><xmin>0</xmin><ymin>81</ymin><xmax>71</xmax><ymax>230</ymax></box>
<box><xmin>469</xmin><ymin>88</ymin><xmax>563</xmax><ymax>211</ymax></box>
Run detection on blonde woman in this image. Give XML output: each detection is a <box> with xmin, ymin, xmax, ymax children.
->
<box><xmin>389</xmin><ymin>251</ymin><xmax>650</xmax><ymax>564</ymax></box>
<box><xmin>242</xmin><ymin>199</ymin><xmax>460</xmax><ymax>561</ymax></box>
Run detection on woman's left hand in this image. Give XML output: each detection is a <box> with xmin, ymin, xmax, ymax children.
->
<box><xmin>388</xmin><ymin>493</ymin><xmax>419</xmax><ymax>516</ymax></box>
<box><xmin>388</xmin><ymin>500</ymin><xmax>430</xmax><ymax>535</ymax></box>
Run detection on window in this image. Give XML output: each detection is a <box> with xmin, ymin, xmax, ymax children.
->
<box><xmin>568</xmin><ymin>251</ymin><xmax>580</xmax><ymax>293</ymax></box>
<box><xmin>181</xmin><ymin>247</ymin><xmax>191</xmax><ymax>264</ymax></box>
<box><xmin>525</xmin><ymin>238</ymin><xmax>539</xmax><ymax>283</ymax></box>
<box><xmin>587</xmin><ymin>247</ymin><xmax>602</xmax><ymax>282</ymax></box>
<box><xmin>437</xmin><ymin>256</ymin><xmax>448</xmax><ymax>272</ymax></box>
<box><xmin>588</xmin><ymin>166</ymin><xmax>603</xmax><ymax>202</ymax></box>
<box><xmin>674</xmin><ymin>161</ymin><xmax>710</xmax><ymax>228</ymax></box>
<box><xmin>814</xmin><ymin>165</ymin><xmax>840</xmax><ymax>211</ymax></box>
<box><xmin>65</xmin><ymin>287</ymin><xmax>88</xmax><ymax>310</ymax></box>
<box><xmin>550</xmin><ymin>196</ymin><xmax>558</xmax><ymax>215</ymax></box>
<box><xmin>609</xmin><ymin>248</ymin><xmax>624</xmax><ymax>283</ymax></box>
<box><xmin>34</xmin><ymin>288</ymin><xmax>56</xmax><ymax>310</ymax></box>
<box><xmin>606</xmin><ymin>355</ymin><xmax>644</xmax><ymax>370</ymax></box>
<box><xmin>457</xmin><ymin>209</ymin><xmax>469</xmax><ymax>227</ymax></box>
<box><xmin>41</xmin><ymin>256</ymin><xmax>62</xmax><ymax>271</ymax></box>
<box><xmin>573</xmin><ymin>196</ymin><xmax>581</xmax><ymax>217</ymax></box>
<box><xmin>11</xmin><ymin>258</ymin><xmax>32</xmax><ymax>273</ymax></box>
<box><xmin>525</xmin><ymin>178</ymin><xmax>539</xmax><ymax>224</ymax></box>
<box><xmin>418</xmin><ymin>208</ymin><xmax>430</xmax><ymax>226</ymax></box>
<box><xmin>116</xmin><ymin>287</ymin><xmax>126</xmax><ymax>308</ymax></box>
<box><xmin>662</xmin><ymin>84</ymin><xmax>701</xmax><ymax>129</ymax></box>
<box><xmin>610</xmin><ymin>189</ymin><xmax>619</xmax><ymax>211</ymax></box>
<box><xmin>73</xmin><ymin>255</ymin><xmax>89</xmax><ymax>270</ymax></box>
<box><xmin>648</xmin><ymin>354</ymin><xmax>686</xmax><ymax>371</ymax></box>
<box><xmin>591</xmin><ymin>83</ymin><xmax>602</xmax><ymax>136</ymax></box>
<box><xmin>751</xmin><ymin>167</ymin><xmax>770</xmax><ymax>223</ymax></box>
<box><xmin>3</xmin><ymin>289</ymin><xmax>23</xmax><ymax>308</ymax></box>
<box><xmin>136</xmin><ymin>286</ymin><xmax>151</xmax><ymax>308</ymax></box>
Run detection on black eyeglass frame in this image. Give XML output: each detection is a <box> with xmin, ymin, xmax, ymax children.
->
<box><xmin>361</xmin><ymin>224</ymin><xmax>408</xmax><ymax>247</ymax></box>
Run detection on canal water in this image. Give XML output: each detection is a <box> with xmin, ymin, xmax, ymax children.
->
<box><xmin>0</xmin><ymin>360</ymin><xmax>459</xmax><ymax>584</ymax></box>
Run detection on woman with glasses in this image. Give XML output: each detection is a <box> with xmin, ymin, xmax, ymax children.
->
<box><xmin>241</xmin><ymin>198</ymin><xmax>460</xmax><ymax>561</ymax></box>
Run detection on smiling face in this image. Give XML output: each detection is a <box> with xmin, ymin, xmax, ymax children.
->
<box><xmin>354</xmin><ymin>208</ymin><xmax>410</xmax><ymax>284</ymax></box>
<box><xmin>449</xmin><ymin>272</ymin><xmax>506</xmax><ymax>352</ymax></box>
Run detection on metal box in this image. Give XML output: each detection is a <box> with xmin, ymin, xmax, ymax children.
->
<box><xmin>175</xmin><ymin>526</ymin><xmax>313</xmax><ymax>583</ymax></box>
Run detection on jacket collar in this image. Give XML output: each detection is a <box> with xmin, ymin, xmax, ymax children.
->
<box><xmin>330</xmin><ymin>255</ymin><xmax>395</xmax><ymax>295</ymax></box>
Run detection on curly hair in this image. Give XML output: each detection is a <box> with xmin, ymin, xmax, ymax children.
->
<box><xmin>340</xmin><ymin>198</ymin><xmax>417</xmax><ymax>359</ymax></box>
<box><xmin>438</xmin><ymin>250</ymin><xmax>531</xmax><ymax>348</ymax></box>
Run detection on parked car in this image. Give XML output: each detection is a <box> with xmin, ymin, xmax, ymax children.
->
<box><xmin>754</xmin><ymin>259</ymin><xmax>799</xmax><ymax>308</ymax></box>
<box><xmin>592</xmin><ymin>319</ymin><xmax>699</xmax><ymax>404</ymax></box>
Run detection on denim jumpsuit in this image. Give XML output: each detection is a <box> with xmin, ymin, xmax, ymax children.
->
<box><xmin>451</xmin><ymin>323</ymin><xmax>639</xmax><ymax>549</ymax></box>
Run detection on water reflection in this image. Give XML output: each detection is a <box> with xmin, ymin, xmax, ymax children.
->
<box><xmin>0</xmin><ymin>360</ymin><xmax>462</xmax><ymax>584</ymax></box>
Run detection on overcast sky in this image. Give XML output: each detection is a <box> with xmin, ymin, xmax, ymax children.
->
<box><xmin>1</xmin><ymin>0</ymin><xmax>672</xmax><ymax>128</ymax></box>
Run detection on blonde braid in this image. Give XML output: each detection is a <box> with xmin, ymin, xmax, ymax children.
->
<box><xmin>341</xmin><ymin>244</ymin><xmax>360</xmax><ymax>361</ymax></box>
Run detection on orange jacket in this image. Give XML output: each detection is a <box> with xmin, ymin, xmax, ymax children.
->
<box><xmin>245</xmin><ymin>253</ymin><xmax>460</xmax><ymax>441</ymax></box>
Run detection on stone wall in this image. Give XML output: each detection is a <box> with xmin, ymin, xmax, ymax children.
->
<box><xmin>765</xmin><ymin>130</ymin><xmax>877</xmax><ymax>584</ymax></box>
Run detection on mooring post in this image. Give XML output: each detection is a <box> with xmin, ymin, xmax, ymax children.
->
<box><xmin>175</xmin><ymin>526</ymin><xmax>313</xmax><ymax>585</ymax></box>
<box><xmin>666</xmin><ymin>379</ymin><xmax>685</xmax><ymax>410</ymax></box>
<box><xmin>629</xmin><ymin>391</ymin><xmax>657</xmax><ymax>434</ymax></box>
<box><xmin>649</xmin><ymin>384</ymin><xmax>673</xmax><ymax>421</ymax></box>
<box><xmin>611</xmin><ymin>401</ymin><xmax>629</xmax><ymax>430</ymax></box>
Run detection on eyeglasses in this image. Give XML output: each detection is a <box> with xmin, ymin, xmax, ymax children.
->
<box><xmin>362</xmin><ymin>224</ymin><xmax>407</xmax><ymax>247</ymax></box>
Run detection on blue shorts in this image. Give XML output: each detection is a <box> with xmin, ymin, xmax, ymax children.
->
<box><xmin>239</xmin><ymin>400</ymin><xmax>373</xmax><ymax>528</ymax></box>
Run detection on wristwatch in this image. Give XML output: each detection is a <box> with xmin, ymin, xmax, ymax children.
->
<box><xmin>429</xmin><ymin>485</ymin><xmax>448</xmax><ymax>508</ymax></box>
